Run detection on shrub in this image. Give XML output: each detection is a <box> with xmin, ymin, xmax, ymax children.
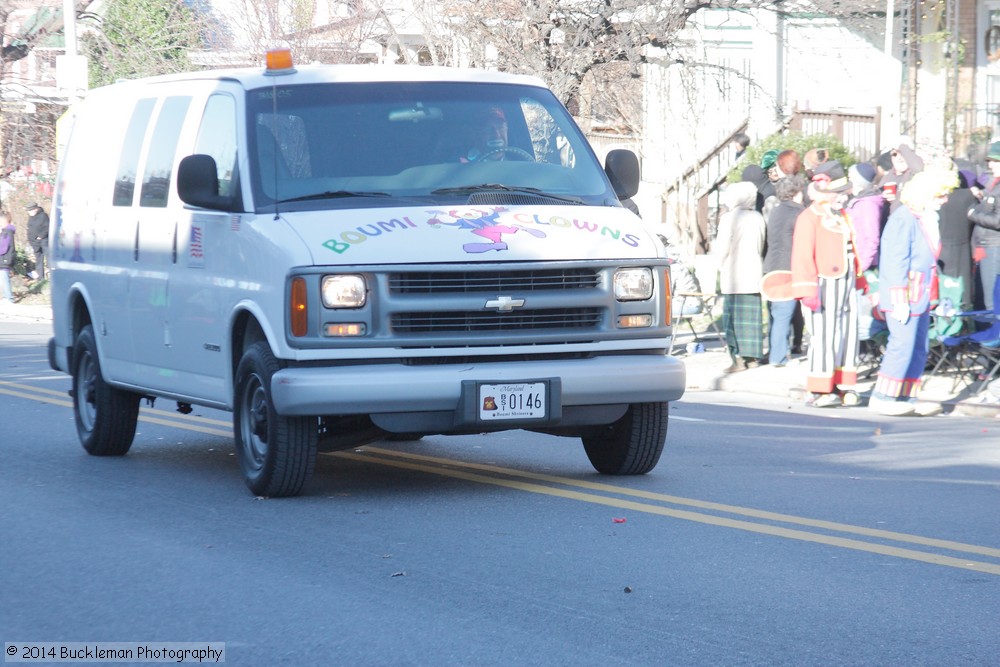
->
<box><xmin>13</xmin><ymin>248</ymin><xmax>34</xmax><ymax>278</ymax></box>
<box><xmin>726</xmin><ymin>131</ymin><xmax>856</xmax><ymax>183</ymax></box>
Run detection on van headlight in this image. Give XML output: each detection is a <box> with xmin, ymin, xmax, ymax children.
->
<box><xmin>322</xmin><ymin>274</ymin><xmax>367</xmax><ymax>308</ymax></box>
<box><xmin>614</xmin><ymin>268</ymin><xmax>653</xmax><ymax>301</ymax></box>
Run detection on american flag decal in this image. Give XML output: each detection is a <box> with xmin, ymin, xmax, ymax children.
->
<box><xmin>230</xmin><ymin>215</ymin><xmax>241</xmax><ymax>231</ymax></box>
<box><xmin>190</xmin><ymin>225</ymin><xmax>204</xmax><ymax>259</ymax></box>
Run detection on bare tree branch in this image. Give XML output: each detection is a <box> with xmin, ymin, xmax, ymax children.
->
<box><xmin>0</xmin><ymin>1</ymin><xmax>96</xmax><ymax>65</ymax></box>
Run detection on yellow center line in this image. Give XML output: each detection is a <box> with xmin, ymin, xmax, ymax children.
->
<box><xmin>0</xmin><ymin>379</ymin><xmax>70</xmax><ymax>398</ymax></box>
<box><xmin>0</xmin><ymin>384</ymin><xmax>73</xmax><ymax>408</ymax></box>
<box><xmin>0</xmin><ymin>383</ymin><xmax>232</xmax><ymax>437</ymax></box>
<box><xmin>358</xmin><ymin>447</ymin><xmax>1000</xmax><ymax>560</ymax></box>
<box><xmin>0</xmin><ymin>380</ymin><xmax>230</xmax><ymax>427</ymax></box>
<box><xmin>333</xmin><ymin>450</ymin><xmax>1000</xmax><ymax>576</ymax></box>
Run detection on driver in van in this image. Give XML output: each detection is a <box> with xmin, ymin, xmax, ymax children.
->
<box><xmin>462</xmin><ymin>106</ymin><xmax>510</xmax><ymax>162</ymax></box>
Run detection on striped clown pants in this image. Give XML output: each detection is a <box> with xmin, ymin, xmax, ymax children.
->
<box><xmin>806</xmin><ymin>272</ymin><xmax>860</xmax><ymax>395</ymax></box>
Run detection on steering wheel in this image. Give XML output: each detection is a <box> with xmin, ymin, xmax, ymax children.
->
<box><xmin>478</xmin><ymin>146</ymin><xmax>535</xmax><ymax>162</ymax></box>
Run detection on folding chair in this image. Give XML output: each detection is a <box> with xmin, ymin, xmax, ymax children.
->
<box><xmin>939</xmin><ymin>320</ymin><xmax>1000</xmax><ymax>393</ymax></box>
<box><xmin>858</xmin><ymin>327</ymin><xmax>888</xmax><ymax>379</ymax></box>
<box><xmin>925</xmin><ymin>275</ymin><xmax>1000</xmax><ymax>393</ymax></box>
<box><xmin>669</xmin><ymin>292</ymin><xmax>721</xmax><ymax>354</ymax></box>
<box><xmin>924</xmin><ymin>274</ymin><xmax>967</xmax><ymax>374</ymax></box>
<box><xmin>667</xmin><ymin>255</ymin><xmax>721</xmax><ymax>354</ymax></box>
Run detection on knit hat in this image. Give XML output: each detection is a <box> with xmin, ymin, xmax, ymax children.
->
<box><xmin>987</xmin><ymin>141</ymin><xmax>1000</xmax><ymax>161</ymax></box>
<box><xmin>848</xmin><ymin>163</ymin><xmax>875</xmax><ymax>189</ymax></box>
<box><xmin>760</xmin><ymin>149</ymin><xmax>779</xmax><ymax>170</ymax></box>
<box><xmin>810</xmin><ymin>160</ymin><xmax>852</xmax><ymax>193</ymax></box>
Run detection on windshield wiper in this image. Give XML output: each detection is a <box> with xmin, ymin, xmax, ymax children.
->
<box><xmin>277</xmin><ymin>190</ymin><xmax>393</xmax><ymax>204</ymax></box>
<box><xmin>432</xmin><ymin>184</ymin><xmax>584</xmax><ymax>204</ymax></box>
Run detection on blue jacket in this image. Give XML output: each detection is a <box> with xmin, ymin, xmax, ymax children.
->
<box><xmin>878</xmin><ymin>205</ymin><xmax>938</xmax><ymax>315</ymax></box>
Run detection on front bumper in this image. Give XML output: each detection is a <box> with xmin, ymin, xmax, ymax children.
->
<box><xmin>270</xmin><ymin>354</ymin><xmax>685</xmax><ymax>419</ymax></box>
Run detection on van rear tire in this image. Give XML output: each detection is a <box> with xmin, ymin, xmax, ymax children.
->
<box><xmin>72</xmin><ymin>325</ymin><xmax>140</xmax><ymax>456</ymax></box>
<box><xmin>581</xmin><ymin>402</ymin><xmax>668</xmax><ymax>475</ymax></box>
<box><xmin>234</xmin><ymin>342</ymin><xmax>317</xmax><ymax>497</ymax></box>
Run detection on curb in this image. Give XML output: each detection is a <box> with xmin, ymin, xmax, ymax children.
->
<box><xmin>679</xmin><ymin>345</ymin><xmax>1000</xmax><ymax>419</ymax></box>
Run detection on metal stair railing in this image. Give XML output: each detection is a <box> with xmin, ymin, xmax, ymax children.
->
<box><xmin>661</xmin><ymin>120</ymin><xmax>749</xmax><ymax>255</ymax></box>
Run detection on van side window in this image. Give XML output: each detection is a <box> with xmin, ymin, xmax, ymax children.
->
<box><xmin>113</xmin><ymin>98</ymin><xmax>156</xmax><ymax>207</ymax></box>
<box><xmin>522</xmin><ymin>97</ymin><xmax>576</xmax><ymax>168</ymax></box>
<box><xmin>194</xmin><ymin>94</ymin><xmax>238</xmax><ymax>198</ymax></box>
<box><xmin>140</xmin><ymin>96</ymin><xmax>192</xmax><ymax>208</ymax></box>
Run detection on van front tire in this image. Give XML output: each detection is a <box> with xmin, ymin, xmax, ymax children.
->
<box><xmin>234</xmin><ymin>342</ymin><xmax>317</xmax><ymax>497</ymax></box>
<box><xmin>581</xmin><ymin>402</ymin><xmax>668</xmax><ymax>475</ymax></box>
<box><xmin>73</xmin><ymin>325</ymin><xmax>140</xmax><ymax>456</ymax></box>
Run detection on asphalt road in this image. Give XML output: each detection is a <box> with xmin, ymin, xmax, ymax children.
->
<box><xmin>2</xmin><ymin>324</ymin><xmax>999</xmax><ymax>666</ymax></box>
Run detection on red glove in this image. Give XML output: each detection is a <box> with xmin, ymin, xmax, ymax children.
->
<box><xmin>973</xmin><ymin>246</ymin><xmax>987</xmax><ymax>263</ymax></box>
<box><xmin>801</xmin><ymin>295</ymin><xmax>821</xmax><ymax>312</ymax></box>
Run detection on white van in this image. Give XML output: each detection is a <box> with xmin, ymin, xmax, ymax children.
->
<box><xmin>49</xmin><ymin>51</ymin><xmax>686</xmax><ymax>496</ymax></box>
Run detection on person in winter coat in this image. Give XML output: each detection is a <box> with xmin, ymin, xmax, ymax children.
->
<box><xmin>937</xmin><ymin>169</ymin><xmax>979</xmax><ymax>311</ymax></box>
<box><xmin>967</xmin><ymin>142</ymin><xmax>1000</xmax><ymax>312</ymax></box>
<box><xmin>26</xmin><ymin>202</ymin><xmax>49</xmax><ymax>281</ymax></box>
<box><xmin>870</xmin><ymin>166</ymin><xmax>958</xmax><ymax>416</ymax></box>
<box><xmin>761</xmin><ymin>175</ymin><xmax>806</xmax><ymax>366</ymax></box>
<box><xmin>877</xmin><ymin>142</ymin><xmax>924</xmax><ymax>214</ymax></box>
<box><xmin>791</xmin><ymin>160</ymin><xmax>862</xmax><ymax>408</ymax></box>
<box><xmin>715</xmin><ymin>180</ymin><xmax>766</xmax><ymax>373</ymax></box>
<box><xmin>846</xmin><ymin>162</ymin><xmax>890</xmax><ymax>343</ymax></box>
<box><xmin>845</xmin><ymin>162</ymin><xmax>886</xmax><ymax>272</ymax></box>
<box><xmin>0</xmin><ymin>211</ymin><xmax>16</xmax><ymax>304</ymax></box>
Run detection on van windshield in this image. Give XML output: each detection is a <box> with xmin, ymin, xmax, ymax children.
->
<box><xmin>246</xmin><ymin>81</ymin><xmax>617</xmax><ymax>212</ymax></box>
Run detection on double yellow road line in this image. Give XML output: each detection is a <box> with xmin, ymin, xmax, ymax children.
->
<box><xmin>4</xmin><ymin>378</ymin><xmax>999</xmax><ymax>575</ymax></box>
<box><xmin>339</xmin><ymin>447</ymin><xmax>1000</xmax><ymax>576</ymax></box>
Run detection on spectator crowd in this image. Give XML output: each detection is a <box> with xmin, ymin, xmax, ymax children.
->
<box><xmin>706</xmin><ymin>137</ymin><xmax>1000</xmax><ymax>416</ymax></box>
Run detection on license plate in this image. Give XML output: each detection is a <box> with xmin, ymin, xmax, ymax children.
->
<box><xmin>478</xmin><ymin>382</ymin><xmax>546</xmax><ymax>421</ymax></box>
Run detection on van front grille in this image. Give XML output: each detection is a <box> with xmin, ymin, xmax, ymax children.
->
<box><xmin>389</xmin><ymin>269</ymin><xmax>600</xmax><ymax>294</ymax></box>
<box><xmin>392</xmin><ymin>308</ymin><xmax>602</xmax><ymax>334</ymax></box>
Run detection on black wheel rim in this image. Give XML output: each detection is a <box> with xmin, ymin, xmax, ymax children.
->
<box><xmin>76</xmin><ymin>349</ymin><xmax>97</xmax><ymax>434</ymax></box>
<box><xmin>239</xmin><ymin>372</ymin><xmax>269</xmax><ymax>472</ymax></box>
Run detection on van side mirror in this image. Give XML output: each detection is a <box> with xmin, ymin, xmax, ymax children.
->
<box><xmin>178</xmin><ymin>154</ymin><xmax>233</xmax><ymax>211</ymax></box>
<box><xmin>605</xmin><ymin>149</ymin><xmax>640</xmax><ymax>200</ymax></box>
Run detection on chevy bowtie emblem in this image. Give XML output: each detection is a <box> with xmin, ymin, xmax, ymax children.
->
<box><xmin>485</xmin><ymin>295</ymin><xmax>525</xmax><ymax>311</ymax></box>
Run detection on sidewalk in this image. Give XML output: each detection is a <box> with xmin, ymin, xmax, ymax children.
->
<box><xmin>0</xmin><ymin>301</ymin><xmax>54</xmax><ymax>323</ymax></box>
<box><xmin>676</xmin><ymin>329</ymin><xmax>1000</xmax><ymax>419</ymax></box>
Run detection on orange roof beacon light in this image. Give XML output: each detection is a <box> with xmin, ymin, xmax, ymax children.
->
<box><xmin>265</xmin><ymin>48</ymin><xmax>296</xmax><ymax>75</ymax></box>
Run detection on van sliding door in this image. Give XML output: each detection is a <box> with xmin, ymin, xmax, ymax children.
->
<box><xmin>126</xmin><ymin>95</ymin><xmax>192</xmax><ymax>389</ymax></box>
<box><xmin>169</xmin><ymin>92</ymin><xmax>241</xmax><ymax>405</ymax></box>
